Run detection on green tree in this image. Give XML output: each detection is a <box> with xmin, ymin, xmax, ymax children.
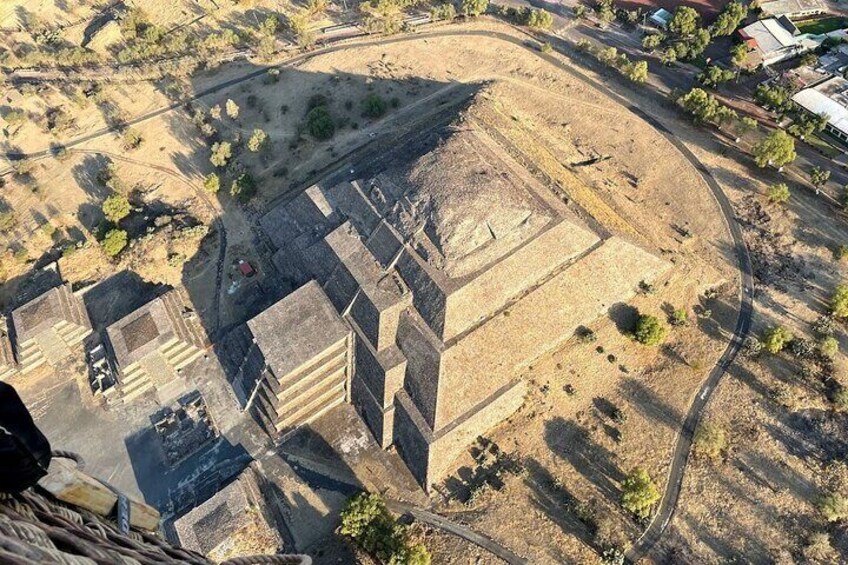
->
<box><xmin>762</xmin><ymin>326</ymin><xmax>793</xmax><ymax>354</ymax></box>
<box><xmin>634</xmin><ymin>314</ymin><xmax>667</xmax><ymax>346</ymax></box>
<box><xmin>102</xmin><ymin>229</ymin><xmax>128</xmax><ymax>257</ymax></box>
<box><xmin>754</xmin><ymin>83</ymin><xmax>793</xmax><ymax>114</ymax></box>
<box><xmin>642</xmin><ymin>33</ymin><xmax>665</xmax><ymax>51</ymax></box>
<box><xmin>102</xmin><ymin>194</ymin><xmax>130</xmax><ymax>223</ymax></box>
<box><xmin>698</xmin><ymin>65</ymin><xmax>735</xmax><ymax>88</ymax></box>
<box><xmin>225</xmin><ymin>98</ymin><xmax>239</xmax><ymax>119</ymax></box>
<box><xmin>259</xmin><ymin>14</ymin><xmax>280</xmax><ymax>36</ymax></box>
<box><xmin>527</xmin><ymin>9</ymin><xmax>553</xmax><ymax>29</ymax></box>
<box><xmin>736</xmin><ymin>116</ymin><xmax>758</xmax><ymax>137</ymax></box>
<box><xmin>818</xmin><ymin>336</ymin><xmax>838</xmax><ymax>358</ymax></box>
<box><xmin>624</xmin><ymin>60</ymin><xmax>648</xmax><ymax>83</ymax></box>
<box><xmin>817</xmin><ymin>492</ymin><xmax>848</xmax><ymax>522</ymax></box>
<box><xmin>247</xmin><ymin>128</ymin><xmax>268</xmax><ymax>152</ymax></box>
<box><xmin>752</xmin><ymin>130</ymin><xmax>796</xmax><ymax>168</ymax></box>
<box><xmin>620</xmin><ymin>467</ymin><xmax>660</xmax><ymax>519</ymax></box>
<box><xmin>210</xmin><ymin>141</ymin><xmax>232</xmax><ymax>168</ymax></box>
<box><xmin>306</xmin><ymin>105</ymin><xmax>335</xmax><ymax>140</ymax></box>
<box><xmin>810</xmin><ymin>166</ymin><xmax>831</xmax><ymax>189</ymax></box>
<box><xmin>668</xmin><ymin>6</ymin><xmax>700</xmax><ymax>37</ymax></box>
<box><xmin>730</xmin><ymin>42</ymin><xmax>748</xmax><ymax>66</ymax></box>
<box><xmin>363</xmin><ymin>94</ymin><xmax>388</xmax><ymax>118</ymax></box>
<box><xmin>831</xmin><ymin>284</ymin><xmax>848</xmax><ymax>318</ymax></box>
<box><xmin>693</xmin><ymin>423</ymin><xmax>727</xmax><ymax>460</ymax></box>
<box><xmin>767</xmin><ymin>182</ymin><xmax>790</xmax><ymax>204</ymax></box>
<box><xmin>203</xmin><ymin>173</ymin><xmax>220</xmax><ymax>194</ymax></box>
<box><xmin>710</xmin><ymin>1</ymin><xmax>747</xmax><ymax>37</ymax></box>
<box><xmin>678</xmin><ymin>88</ymin><xmax>719</xmax><ymax>124</ymax></box>
<box><xmin>230</xmin><ymin>173</ymin><xmax>257</xmax><ymax>203</ymax></box>
<box><xmin>461</xmin><ymin>0</ymin><xmax>488</xmax><ymax>17</ymax></box>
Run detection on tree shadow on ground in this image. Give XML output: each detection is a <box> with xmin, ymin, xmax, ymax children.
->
<box><xmin>618</xmin><ymin>377</ymin><xmax>683</xmax><ymax>431</ymax></box>
<box><xmin>544</xmin><ymin>416</ymin><xmax>623</xmax><ymax>501</ymax></box>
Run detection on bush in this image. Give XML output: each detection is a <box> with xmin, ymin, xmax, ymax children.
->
<box><xmin>0</xmin><ymin>212</ymin><xmax>17</xmax><ymax>234</ymax></box>
<box><xmin>817</xmin><ymin>492</ymin><xmax>848</xmax><ymax>522</ymax></box>
<box><xmin>693</xmin><ymin>423</ymin><xmax>727</xmax><ymax>460</ymax></box>
<box><xmin>306</xmin><ymin>105</ymin><xmax>335</xmax><ymax>140</ymax></box>
<box><xmin>620</xmin><ymin>467</ymin><xmax>660</xmax><ymax>519</ymax></box>
<box><xmin>526</xmin><ymin>9</ymin><xmax>553</xmax><ymax>29</ymax></box>
<box><xmin>226</xmin><ymin>99</ymin><xmax>240</xmax><ymax>119</ymax></box>
<box><xmin>762</xmin><ymin>326</ymin><xmax>793</xmax><ymax>354</ymax></box>
<box><xmin>461</xmin><ymin>0</ymin><xmax>488</xmax><ymax>17</ymax></box>
<box><xmin>102</xmin><ymin>229</ymin><xmax>128</xmax><ymax>257</ymax></box>
<box><xmin>340</xmin><ymin>493</ymin><xmax>431</xmax><ymax>565</ymax></box>
<box><xmin>102</xmin><ymin>194</ymin><xmax>130</xmax><ymax>223</ymax></box>
<box><xmin>203</xmin><ymin>173</ymin><xmax>220</xmax><ymax>194</ymax></box>
<box><xmin>363</xmin><ymin>93</ymin><xmax>387</xmax><ymax>118</ymax></box>
<box><xmin>634</xmin><ymin>314</ymin><xmax>667</xmax><ymax>346</ymax></box>
<box><xmin>671</xmin><ymin>307</ymin><xmax>688</xmax><ymax>327</ymax></box>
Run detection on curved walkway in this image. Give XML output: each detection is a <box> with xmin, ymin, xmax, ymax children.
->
<box><xmin>2</xmin><ymin>24</ymin><xmax>755</xmax><ymax>561</ymax></box>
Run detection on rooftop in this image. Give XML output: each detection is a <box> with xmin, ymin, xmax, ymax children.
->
<box><xmin>106</xmin><ymin>295</ymin><xmax>173</xmax><ymax>367</ymax></box>
<box><xmin>740</xmin><ymin>18</ymin><xmax>798</xmax><ymax>54</ymax></box>
<box><xmin>793</xmin><ymin>75</ymin><xmax>848</xmax><ymax>135</ymax></box>
<box><xmin>758</xmin><ymin>0</ymin><xmax>825</xmax><ymax>16</ymax></box>
<box><xmin>246</xmin><ymin>281</ymin><xmax>350</xmax><ymax>379</ymax></box>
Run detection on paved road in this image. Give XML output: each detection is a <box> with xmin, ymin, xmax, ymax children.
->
<box><xmin>2</xmin><ymin>23</ymin><xmax>755</xmax><ymax>561</ymax></box>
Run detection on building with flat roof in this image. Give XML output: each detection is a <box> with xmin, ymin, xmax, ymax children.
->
<box><xmin>792</xmin><ymin>75</ymin><xmax>848</xmax><ymax>142</ymax></box>
<box><xmin>259</xmin><ymin>111</ymin><xmax>670</xmax><ymax>489</ymax></box>
<box><xmin>738</xmin><ymin>17</ymin><xmax>819</xmax><ymax>66</ymax></box>
<box><xmin>243</xmin><ymin>281</ymin><xmax>353</xmax><ymax>435</ymax></box>
<box><xmin>0</xmin><ymin>317</ymin><xmax>16</xmax><ymax>381</ymax></box>
<box><xmin>10</xmin><ymin>284</ymin><xmax>92</xmax><ymax>374</ymax></box>
<box><xmin>105</xmin><ymin>288</ymin><xmax>208</xmax><ymax>403</ymax></box>
<box><xmin>649</xmin><ymin>8</ymin><xmax>671</xmax><ymax>29</ymax></box>
<box><xmin>759</xmin><ymin>0</ymin><xmax>825</xmax><ymax>18</ymax></box>
<box><xmin>173</xmin><ymin>464</ymin><xmax>285</xmax><ymax>561</ymax></box>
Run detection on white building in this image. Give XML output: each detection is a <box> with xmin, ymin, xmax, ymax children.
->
<box><xmin>792</xmin><ymin>76</ymin><xmax>848</xmax><ymax>143</ymax></box>
<box><xmin>738</xmin><ymin>17</ymin><xmax>819</xmax><ymax>66</ymax></box>
<box><xmin>649</xmin><ymin>8</ymin><xmax>672</xmax><ymax>29</ymax></box>
<box><xmin>759</xmin><ymin>0</ymin><xmax>825</xmax><ymax>19</ymax></box>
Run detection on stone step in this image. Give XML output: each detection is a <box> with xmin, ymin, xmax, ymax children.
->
<box><xmin>277</xmin><ymin>380</ymin><xmax>346</xmax><ymax>431</ymax></box>
<box><xmin>122</xmin><ymin>378</ymin><xmax>155</xmax><ymax>403</ymax></box>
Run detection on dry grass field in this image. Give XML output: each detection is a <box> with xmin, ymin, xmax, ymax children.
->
<box><xmin>2</xmin><ymin>4</ymin><xmax>847</xmax><ymax>563</ymax></box>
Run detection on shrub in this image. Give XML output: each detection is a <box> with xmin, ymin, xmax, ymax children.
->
<box><xmin>817</xmin><ymin>492</ymin><xmax>848</xmax><ymax>523</ymax></box>
<box><xmin>102</xmin><ymin>229</ymin><xmax>128</xmax><ymax>257</ymax></box>
<box><xmin>762</xmin><ymin>326</ymin><xmax>793</xmax><ymax>354</ymax></box>
<box><xmin>831</xmin><ymin>284</ymin><xmax>848</xmax><ymax>318</ymax></box>
<box><xmin>767</xmin><ymin>183</ymin><xmax>790</xmax><ymax>204</ymax></box>
<box><xmin>527</xmin><ymin>9</ymin><xmax>553</xmax><ymax>29</ymax></box>
<box><xmin>101</xmin><ymin>194</ymin><xmax>130</xmax><ymax>223</ymax></box>
<box><xmin>693</xmin><ymin>422</ymin><xmax>727</xmax><ymax>460</ymax></box>
<box><xmin>122</xmin><ymin>128</ymin><xmax>143</xmax><ymax>150</ymax></box>
<box><xmin>203</xmin><ymin>173</ymin><xmax>220</xmax><ymax>194</ymax></box>
<box><xmin>340</xmin><ymin>493</ymin><xmax>431</xmax><ymax>565</ymax></box>
<box><xmin>833</xmin><ymin>386</ymin><xmax>848</xmax><ymax>411</ymax></box>
<box><xmin>363</xmin><ymin>94</ymin><xmax>387</xmax><ymax>118</ymax></box>
<box><xmin>634</xmin><ymin>314</ymin><xmax>667</xmax><ymax>346</ymax></box>
<box><xmin>306</xmin><ymin>105</ymin><xmax>335</xmax><ymax>140</ymax></box>
<box><xmin>0</xmin><ymin>212</ymin><xmax>17</xmax><ymax>234</ymax></box>
<box><xmin>620</xmin><ymin>467</ymin><xmax>660</xmax><ymax>519</ymax></box>
<box><xmin>671</xmin><ymin>308</ymin><xmax>688</xmax><ymax>327</ymax></box>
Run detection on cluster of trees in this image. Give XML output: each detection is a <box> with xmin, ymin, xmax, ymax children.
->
<box><xmin>578</xmin><ymin>43</ymin><xmax>648</xmax><ymax>83</ymax></box>
<box><xmin>677</xmin><ymin>88</ymin><xmax>738</xmax><ymax>127</ymax></box>
<box><xmin>290</xmin><ymin>0</ymin><xmax>330</xmax><ymax>45</ymax></box>
<box><xmin>495</xmin><ymin>6</ymin><xmax>553</xmax><ymax>29</ymax></box>
<box><xmin>339</xmin><ymin>493</ymin><xmax>430</xmax><ymax>564</ymax></box>
<box><xmin>96</xmin><ymin>166</ymin><xmax>132</xmax><ymax>258</ymax></box>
